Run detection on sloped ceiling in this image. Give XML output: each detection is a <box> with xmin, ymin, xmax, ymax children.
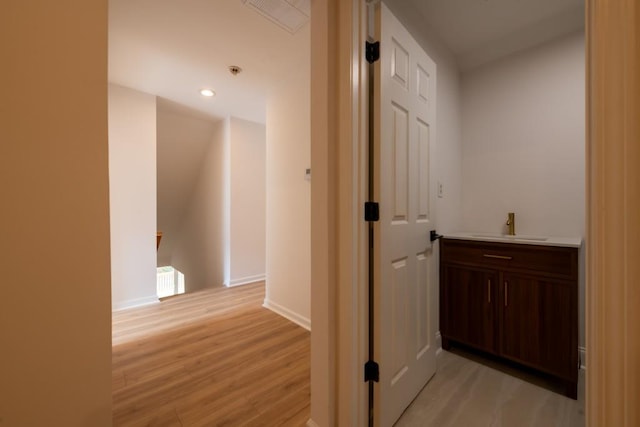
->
<box><xmin>156</xmin><ymin>99</ymin><xmax>219</xmax><ymax>264</ymax></box>
<box><xmin>385</xmin><ymin>0</ymin><xmax>584</xmax><ymax>71</ymax></box>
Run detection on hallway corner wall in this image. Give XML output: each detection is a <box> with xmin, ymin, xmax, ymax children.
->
<box><xmin>109</xmin><ymin>83</ymin><xmax>158</xmax><ymax>310</ymax></box>
<box><xmin>265</xmin><ymin>24</ymin><xmax>311</xmax><ymax>329</ymax></box>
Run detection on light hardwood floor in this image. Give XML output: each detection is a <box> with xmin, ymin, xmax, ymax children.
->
<box><xmin>112</xmin><ymin>282</ymin><xmax>310</xmax><ymax>426</ymax></box>
<box><xmin>396</xmin><ymin>349</ymin><xmax>585</xmax><ymax>427</ymax></box>
<box><xmin>113</xmin><ymin>283</ymin><xmax>583</xmax><ymax>426</ymax></box>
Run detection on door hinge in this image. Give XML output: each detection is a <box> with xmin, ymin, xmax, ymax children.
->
<box><xmin>364</xmin><ymin>202</ymin><xmax>380</xmax><ymax>222</ymax></box>
<box><xmin>366</xmin><ymin>41</ymin><xmax>380</xmax><ymax>64</ymax></box>
<box><xmin>364</xmin><ymin>360</ymin><xmax>379</xmax><ymax>382</ymax></box>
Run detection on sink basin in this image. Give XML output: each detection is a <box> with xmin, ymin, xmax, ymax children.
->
<box><xmin>471</xmin><ymin>234</ymin><xmax>548</xmax><ymax>242</ymax></box>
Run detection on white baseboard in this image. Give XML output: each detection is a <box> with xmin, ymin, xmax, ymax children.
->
<box><xmin>579</xmin><ymin>346</ymin><xmax>586</xmax><ymax>370</ymax></box>
<box><xmin>306</xmin><ymin>419</ymin><xmax>320</xmax><ymax>427</ymax></box>
<box><xmin>112</xmin><ymin>295</ymin><xmax>159</xmax><ymax>311</ymax></box>
<box><xmin>226</xmin><ymin>274</ymin><xmax>266</xmax><ymax>287</ymax></box>
<box><xmin>263</xmin><ymin>298</ymin><xmax>311</xmax><ymax>331</ymax></box>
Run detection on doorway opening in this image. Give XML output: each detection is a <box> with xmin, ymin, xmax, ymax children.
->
<box><xmin>156</xmin><ymin>266</ymin><xmax>185</xmax><ymax>298</ymax></box>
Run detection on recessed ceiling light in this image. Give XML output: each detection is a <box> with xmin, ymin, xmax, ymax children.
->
<box><xmin>200</xmin><ymin>88</ymin><xmax>215</xmax><ymax>97</ymax></box>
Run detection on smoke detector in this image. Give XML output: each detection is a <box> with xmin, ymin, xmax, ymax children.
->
<box><xmin>242</xmin><ymin>0</ymin><xmax>310</xmax><ymax>34</ymax></box>
<box><xmin>228</xmin><ymin>65</ymin><xmax>242</xmax><ymax>76</ymax></box>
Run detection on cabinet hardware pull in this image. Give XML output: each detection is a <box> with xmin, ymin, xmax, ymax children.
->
<box><xmin>483</xmin><ymin>254</ymin><xmax>512</xmax><ymax>260</ymax></box>
<box><xmin>504</xmin><ymin>281</ymin><xmax>508</xmax><ymax>307</ymax></box>
<box><xmin>488</xmin><ymin>279</ymin><xmax>491</xmax><ymax>303</ymax></box>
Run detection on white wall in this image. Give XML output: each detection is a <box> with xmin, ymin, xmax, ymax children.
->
<box><xmin>432</xmin><ymin>52</ymin><xmax>463</xmax><ymax>235</ymax></box>
<box><xmin>264</xmin><ymin>24</ymin><xmax>312</xmax><ymax>329</ymax></box>
<box><xmin>227</xmin><ymin>117</ymin><xmax>267</xmax><ymax>286</ymax></box>
<box><xmin>109</xmin><ymin>84</ymin><xmax>158</xmax><ymax>310</ymax></box>
<box><xmin>172</xmin><ymin>120</ymin><xmax>226</xmax><ymax>291</ymax></box>
<box><xmin>0</xmin><ymin>1</ymin><xmax>112</xmax><ymax>424</ymax></box>
<box><xmin>461</xmin><ymin>31</ymin><xmax>586</xmax><ymax>351</ymax></box>
<box><xmin>461</xmin><ymin>32</ymin><xmax>585</xmax><ymax>238</ymax></box>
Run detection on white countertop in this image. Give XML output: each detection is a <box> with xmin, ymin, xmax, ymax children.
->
<box><xmin>444</xmin><ymin>232</ymin><xmax>583</xmax><ymax>248</ymax></box>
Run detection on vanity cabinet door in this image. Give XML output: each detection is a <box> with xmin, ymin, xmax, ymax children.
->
<box><xmin>499</xmin><ymin>272</ymin><xmax>575</xmax><ymax>380</ymax></box>
<box><xmin>441</xmin><ymin>264</ymin><xmax>497</xmax><ymax>354</ymax></box>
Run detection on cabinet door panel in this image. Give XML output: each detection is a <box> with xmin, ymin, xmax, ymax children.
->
<box><xmin>442</xmin><ymin>265</ymin><xmax>496</xmax><ymax>353</ymax></box>
<box><xmin>500</xmin><ymin>273</ymin><xmax>574</xmax><ymax>378</ymax></box>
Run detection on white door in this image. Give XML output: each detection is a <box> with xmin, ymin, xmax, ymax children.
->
<box><xmin>373</xmin><ymin>3</ymin><xmax>438</xmax><ymax>426</ymax></box>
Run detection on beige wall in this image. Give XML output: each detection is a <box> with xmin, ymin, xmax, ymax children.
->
<box><xmin>264</xmin><ymin>25</ymin><xmax>312</xmax><ymax>329</ymax></box>
<box><xmin>0</xmin><ymin>1</ymin><xmax>112</xmax><ymax>425</ymax></box>
<box><xmin>228</xmin><ymin>117</ymin><xmax>266</xmax><ymax>286</ymax></box>
<box><xmin>109</xmin><ymin>84</ymin><xmax>158</xmax><ymax>309</ymax></box>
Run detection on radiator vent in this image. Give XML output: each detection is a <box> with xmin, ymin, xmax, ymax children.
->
<box><xmin>242</xmin><ymin>0</ymin><xmax>310</xmax><ymax>34</ymax></box>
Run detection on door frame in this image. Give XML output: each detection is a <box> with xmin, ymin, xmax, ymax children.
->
<box><xmin>310</xmin><ymin>0</ymin><xmax>640</xmax><ymax>426</ymax></box>
<box><xmin>309</xmin><ymin>0</ymin><xmax>369</xmax><ymax>425</ymax></box>
<box><xmin>585</xmin><ymin>0</ymin><xmax>640</xmax><ymax>425</ymax></box>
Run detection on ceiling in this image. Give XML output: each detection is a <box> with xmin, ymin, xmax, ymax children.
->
<box><xmin>386</xmin><ymin>0</ymin><xmax>584</xmax><ymax>70</ymax></box>
<box><xmin>109</xmin><ymin>0</ymin><xmax>584</xmax><ymax>122</ymax></box>
<box><xmin>109</xmin><ymin>0</ymin><xmax>310</xmax><ymax>124</ymax></box>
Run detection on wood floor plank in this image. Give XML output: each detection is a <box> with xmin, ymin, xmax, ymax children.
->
<box><xmin>246</xmin><ymin>390</ymin><xmax>311</xmax><ymax>427</ymax></box>
<box><xmin>118</xmin><ymin>407</ymin><xmax>184</xmax><ymax>427</ymax></box>
<box><xmin>112</xmin><ymin>282</ymin><xmax>310</xmax><ymax>426</ymax></box>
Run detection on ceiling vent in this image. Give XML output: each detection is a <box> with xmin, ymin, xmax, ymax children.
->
<box><xmin>242</xmin><ymin>0</ymin><xmax>310</xmax><ymax>34</ymax></box>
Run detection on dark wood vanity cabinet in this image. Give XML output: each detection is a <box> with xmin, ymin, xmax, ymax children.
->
<box><xmin>440</xmin><ymin>238</ymin><xmax>579</xmax><ymax>399</ymax></box>
<box><xmin>441</xmin><ymin>265</ymin><xmax>497</xmax><ymax>354</ymax></box>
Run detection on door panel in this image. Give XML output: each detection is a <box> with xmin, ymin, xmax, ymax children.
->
<box><xmin>416</xmin><ymin>252</ymin><xmax>430</xmax><ymax>358</ymax></box>
<box><xmin>391</xmin><ymin>104</ymin><xmax>409</xmax><ymax>221</ymax></box>
<box><xmin>500</xmin><ymin>273</ymin><xmax>574</xmax><ymax>378</ymax></box>
<box><xmin>441</xmin><ymin>265</ymin><xmax>497</xmax><ymax>353</ymax></box>
<box><xmin>390</xmin><ymin>258</ymin><xmax>409</xmax><ymax>384</ymax></box>
<box><xmin>374</xmin><ymin>3</ymin><xmax>437</xmax><ymax>426</ymax></box>
<box><xmin>416</xmin><ymin>120</ymin><xmax>430</xmax><ymax>222</ymax></box>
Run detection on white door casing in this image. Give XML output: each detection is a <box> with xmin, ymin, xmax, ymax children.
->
<box><xmin>373</xmin><ymin>3</ymin><xmax>438</xmax><ymax>426</ymax></box>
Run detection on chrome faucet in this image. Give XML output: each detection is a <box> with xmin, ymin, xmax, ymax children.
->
<box><xmin>506</xmin><ymin>212</ymin><xmax>515</xmax><ymax>236</ymax></box>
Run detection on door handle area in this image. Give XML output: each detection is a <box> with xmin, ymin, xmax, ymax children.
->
<box><xmin>430</xmin><ymin>230</ymin><xmax>442</xmax><ymax>242</ymax></box>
